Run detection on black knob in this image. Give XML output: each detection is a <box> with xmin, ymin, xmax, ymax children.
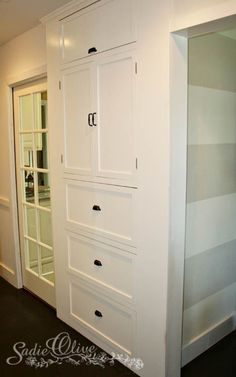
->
<box><xmin>88</xmin><ymin>47</ymin><xmax>97</xmax><ymax>54</ymax></box>
<box><xmin>94</xmin><ymin>259</ymin><xmax>102</xmax><ymax>267</ymax></box>
<box><xmin>92</xmin><ymin>205</ymin><xmax>101</xmax><ymax>211</ymax></box>
<box><xmin>95</xmin><ymin>310</ymin><xmax>103</xmax><ymax>318</ymax></box>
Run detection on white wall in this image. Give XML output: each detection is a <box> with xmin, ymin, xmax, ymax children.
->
<box><xmin>0</xmin><ymin>24</ymin><xmax>46</xmax><ymax>286</ymax></box>
<box><xmin>1</xmin><ymin>0</ymin><xmax>236</xmax><ymax>376</ymax></box>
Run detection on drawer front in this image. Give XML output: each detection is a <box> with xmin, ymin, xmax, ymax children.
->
<box><xmin>69</xmin><ymin>281</ymin><xmax>134</xmax><ymax>353</ymax></box>
<box><xmin>61</xmin><ymin>0</ymin><xmax>137</xmax><ymax>63</ymax></box>
<box><xmin>67</xmin><ymin>233</ymin><xmax>134</xmax><ymax>298</ymax></box>
<box><xmin>65</xmin><ymin>180</ymin><xmax>136</xmax><ymax>247</ymax></box>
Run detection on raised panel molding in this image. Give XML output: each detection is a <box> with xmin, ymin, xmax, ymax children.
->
<box><xmin>0</xmin><ymin>196</ymin><xmax>10</xmax><ymax>208</ymax></box>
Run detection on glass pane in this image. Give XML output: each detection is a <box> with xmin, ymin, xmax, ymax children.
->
<box><xmin>34</xmin><ymin>92</ymin><xmax>48</xmax><ymax>130</ymax></box>
<box><xmin>39</xmin><ymin>209</ymin><xmax>52</xmax><ymax>247</ymax></box>
<box><xmin>37</xmin><ymin>172</ymin><xmax>51</xmax><ymax>208</ymax></box>
<box><xmin>40</xmin><ymin>246</ymin><xmax>54</xmax><ymax>283</ymax></box>
<box><xmin>25</xmin><ymin>206</ymin><xmax>37</xmax><ymax>239</ymax></box>
<box><xmin>21</xmin><ymin>134</ymin><xmax>34</xmax><ymax>167</ymax></box>
<box><xmin>36</xmin><ymin>133</ymin><xmax>48</xmax><ymax>169</ymax></box>
<box><xmin>20</xmin><ymin>95</ymin><xmax>33</xmax><ymax>131</ymax></box>
<box><xmin>23</xmin><ymin>170</ymin><xmax>35</xmax><ymax>204</ymax></box>
<box><xmin>28</xmin><ymin>240</ymin><xmax>39</xmax><ymax>274</ymax></box>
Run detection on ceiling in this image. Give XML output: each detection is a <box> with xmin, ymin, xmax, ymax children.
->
<box><xmin>0</xmin><ymin>0</ymin><xmax>72</xmax><ymax>46</ymax></box>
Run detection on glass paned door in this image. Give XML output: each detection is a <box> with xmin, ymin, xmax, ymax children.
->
<box><xmin>14</xmin><ymin>80</ymin><xmax>55</xmax><ymax>307</ymax></box>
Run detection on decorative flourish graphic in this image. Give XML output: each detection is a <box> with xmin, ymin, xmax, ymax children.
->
<box><xmin>6</xmin><ymin>332</ymin><xmax>143</xmax><ymax>371</ymax></box>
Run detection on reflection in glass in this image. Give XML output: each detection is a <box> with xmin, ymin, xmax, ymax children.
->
<box><xmin>37</xmin><ymin>172</ymin><xmax>51</xmax><ymax>208</ymax></box>
<box><xmin>28</xmin><ymin>240</ymin><xmax>39</xmax><ymax>274</ymax></box>
<box><xmin>39</xmin><ymin>209</ymin><xmax>52</xmax><ymax>247</ymax></box>
<box><xmin>25</xmin><ymin>206</ymin><xmax>37</xmax><ymax>240</ymax></box>
<box><xmin>40</xmin><ymin>246</ymin><xmax>54</xmax><ymax>283</ymax></box>
<box><xmin>21</xmin><ymin>134</ymin><xmax>34</xmax><ymax>167</ymax></box>
<box><xmin>34</xmin><ymin>91</ymin><xmax>47</xmax><ymax>130</ymax></box>
<box><xmin>20</xmin><ymin>95</ymin><xmax>33</xmax><ymax>131</ymax></box>
<box><xmin>23</xmin><ymin>170</ymin><xmax>35</xmax><ymax>204</ymax></box>
<box><xmin>37</xmin><ymin>133</ymin><xmax>48</xmax><ymax>169</ymax></box>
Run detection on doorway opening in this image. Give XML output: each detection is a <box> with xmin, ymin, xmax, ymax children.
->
<box><xmin>13</xmin><ymin>78</ymin><xmax>55</xmax><ymax>307</ymax></box>
<box><xmin>182</xmin><ymin>28</ymin><xmax>236</xmax><ymax>365</ymax></box>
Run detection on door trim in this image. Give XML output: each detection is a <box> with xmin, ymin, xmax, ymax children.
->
<box><xmin>167</xmin><ymin>15</ymin><xmax>236</xmax><ymax>377</ymax></box>
<box><xmin>6</xmin><ymin>65</ymin><xmax>47</xmax><ymax>289</ymax></box>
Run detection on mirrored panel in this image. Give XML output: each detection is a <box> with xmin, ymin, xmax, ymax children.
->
<box><xmin>24</xmin><ymin>205</ymin><xmax>37</xmax><ymax>240</ymax></box>
<box><xmin>20</xmin><ymin>134</ymin><xmax>34</xmax><ymax>167</ymax></box>
<box><xmin>40</xmin><ymin>246</ymin><xmax>54</xmax><ymax>283</ymax></box>
<box><xmin>37</xmin><ymin>172</ymin><xmax>50</xmax><ymax>208</ymax></box>
<box><xmin>34</xmin><ymin>91</ymin><xmax>47</xmax><ymax>130</ymax></box>
<box><xmin>39</xmin><ymin>209</ymin><xmax>52</xmax><ymax>247</ymax></box>
<box><xmin>27</xmin><ymin>239</ymin><xmax>39</xmax><ymax>274</ymax></box>
<box><xmin>36</xmin><ymin>133</ymin><xmax>48</xmax><ymax>170</ymax></box>
<box><xmin>23</xmin><ymin>170</ymin><xmax>35</xmax><ymax>204</ymax></box>
<box><xmin>20</xmin><ymin>95</ymin><xmax>33</xmax><ymax>131</ymax></box>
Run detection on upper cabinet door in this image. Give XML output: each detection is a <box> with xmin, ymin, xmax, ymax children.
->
<box><xmin>62</xmin><ymin>63</ymin><xmax>95</xmax><ymax>176</ymax></box>
<box><xmin>95</xmin><ymin>49</ymin><xmax>137</xmax><ymax>181</ymax></box>
<box><xmin>61</xmin><ymin>0</ymin><xmax>137</xmax><ymax>64</ymax></box>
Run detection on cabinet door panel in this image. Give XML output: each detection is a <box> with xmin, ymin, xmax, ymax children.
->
<box><xmin>62</xmin><ymin>64</ymin><xmax>94</xmax><ymax>175</ymax></box>
<box><xmin>61</xmin><ymin>0</ymin><xmax>136</xmax><ymax>63</ymax></box>
<box><xmin>65</xmin><ymin>180</ymin><xmax>136</xmax><ymax>247</ymax></box>
<box><xmin>95</xmin><ymin>51</ymin><xmax>136</xmax><ymax>180</ymax></box>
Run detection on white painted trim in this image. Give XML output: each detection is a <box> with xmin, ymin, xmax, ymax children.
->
<box><xmin>6</xmin><ymin>65</ymin><xmax>47</xmax><ymax>290</ymax></box>
<box><xmin>182</xmin><ymin>312</ymin><xmax>236</xmax><ymax>367</ymax></box>
<box><xmin>0</xmin><ymin>196</ymin><xmax>10</xmax><ymax>208</ymax></box>
<box><xmin>170</xmin><ymin>2</ymin><xmax>236</xmax><ymax>34</ymax></box>
<box><xmin>7</xmin><ymin>65</ymin><xmax>47</xmax><ymax>88</ymax></box>
<box><xmin>0</xmin><ymin>262</ymin><xmax>17</xmax><ymax>287</ymax></box>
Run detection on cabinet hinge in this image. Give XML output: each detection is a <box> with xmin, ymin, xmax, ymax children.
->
<box><xmin>136</xmin><ymin>158</ymin><xmax>138</xmax><ymax>170</ymax></box>
<box><xmin>59</xmin><ymin>81</ymin><xmax>62</xmax><ymax>90</ymax></box>
<box><xmin>135</xmin><ymin>62</ymin><xmax>138</xmax><ymax>75</ymax></box>
<box><xmin>60</xmin><ymin>154</ymin><xmax>64</xmax><ymax>164</ymax></box>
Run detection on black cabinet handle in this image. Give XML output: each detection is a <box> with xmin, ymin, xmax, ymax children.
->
<box><xmin>95</xmin><ymin>310</ymin><xmax>103</xmax><ymax>318</ymax></box>
<box><xmin>88</xmin><ymin>113</ymin><xmax>93</xmax><ymax>127</ymax></box>
<box><xmin>88</xmin><ymin>47</ymin><xmax>97</xmax><ymax>54</ymax></box>
<box><xmin>94</xmin><ymin>259</ymin><xmax>102</xmax><ymax>267</ymax></box>
<box><xmin>92</xmin><ymin>112</ymin><xmax>97</xmax><ymax>127</ymax></box>
<box><xmin>92</xmin><ymin>205</ymin><xmax>101</xmax><ymax>211</ymax></box>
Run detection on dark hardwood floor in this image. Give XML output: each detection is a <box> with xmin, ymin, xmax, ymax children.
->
<box><xmin>0</xmin><ymin>277</ymin><xmax>136</xmax><ymax>377</ymax></box>
<box><xmin>1</xmin><ymin>276</ymin><xmax>236</xmax><ymax>377</ymax></box>
<box><xmin>181</xmin><ymin>329</ymin><xmax>236</xmax><ymax>377</ymax></box>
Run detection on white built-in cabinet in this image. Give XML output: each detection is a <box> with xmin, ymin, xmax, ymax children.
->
<box><xmin>45</xmin><ymin>0</ymin><xmax>144</xmax><ymax>374</ymax></box>
<box><xmin>62</xmin><ymin>48</ymin><xmax>137</xmax><ymax>182</ymax></box>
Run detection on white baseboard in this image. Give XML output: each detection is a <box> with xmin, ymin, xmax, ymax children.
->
<box><xmin>0</xmin><ymin>262</ymin><xmax>17</xmax><ymax>287</ymax></box>
<box><xmin>182</xmin><ymin>312</ymin><xmax>236</xmax><ymax>367</ymax></box>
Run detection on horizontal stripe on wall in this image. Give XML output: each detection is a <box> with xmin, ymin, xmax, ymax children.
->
<box><xmin>184</xmin><ymin>239</ymin><xmax>236</xmax><ymax>309</ymax></box>
<box><xmin>185</xmin><ymin>193</ymin><xmax>236</xmax><ymax>258</ymax></box>
<box><xmin>188</xmin><ymin>85</ymin><xmax>236</xmax><ymax>146</ymax></box>
<box><xmin>187</xmin><ymin>143</ymin><xmax>236</xmax><ymax>203</ymax></box>
<box><xmin>189</xmin><ymin>33</ymin><xmax>236</xmax><ymax>92</ymax></box>
<box><xmin>183</xmin><ymin>282</ymin><xmax>236</xmax><ymax>345</ymax></box>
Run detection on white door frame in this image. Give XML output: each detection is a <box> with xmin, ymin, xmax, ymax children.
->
<box><xmin>167</xmin><ymin>13</ymin><xmax>236</xmax><ymax>377</ymax></box>
<box><xmin>6</xmin><ymin>65</ymin><xmax>47</xmax><ymax>289</ymax></box>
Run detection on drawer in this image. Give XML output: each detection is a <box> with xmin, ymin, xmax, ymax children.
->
<box><xmin>65</xmin><ymin>180</ymin><xmax>137</xmax><ymax>247</ymax></box>
<box><xmin>67</xmin><ymin>233</ymin><xmax>134</xmax><ymax>299</ymax></box>
<box><xmin>69</xmin><ymin>280</ymin><xmax>134</xmax><ymax>353</ymax></box>
<box><xmin>60</xmin><ymin>0</ymin><xmax>137</xmax><ymax>63</ymax></box>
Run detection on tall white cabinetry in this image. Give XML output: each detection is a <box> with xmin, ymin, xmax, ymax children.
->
<box><xmin>44</xmin><ymin>0</ymin><xmax>159</xmax><ymax>376</ymax></box>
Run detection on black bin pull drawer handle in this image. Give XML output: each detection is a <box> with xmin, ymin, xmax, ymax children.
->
<box><xmin>88</xmin><ymin>113</ymin><xmax>93</xmax><ymax>127</ymax></box>
<box><xmin>94</xmin><ymin>259</ymin><xmax>102</xmax><ymax>267</ymax></box>
<box><xmin>92</xmin><ymin>205</ymin><xmax>101</xmax><ymax>211</ymax></box>
<box><xmin>95</xmin><ymin>310</ymin><xmax>103</xmax><ymax>318</ymax></box>
<box><xmin>88</xmin><ymin>47</ymin><xmax>97</xmax><ymax>54</ymax></box>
